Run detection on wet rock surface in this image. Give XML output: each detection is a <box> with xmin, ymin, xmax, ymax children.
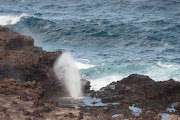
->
<box><xmin>81</xmin><ymin>74</ymin><xmax>180</xmax><ymax>119</ymax></box>
<box><xmin>0</xmin><ymin>78</ymin><xmax>92</xmax><ymax>120</ymax></box>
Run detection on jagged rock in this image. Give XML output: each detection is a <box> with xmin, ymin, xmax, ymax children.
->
<box><xmin>0</xmin><ymin>26</ymin><xmax>91</xmax><ymax>93</ymax></box>
<box><xmin>0</xmin><ymin>26</ymin><xmax>62</xmax><ymax>91</ymax></box>
<box><xmin>0</xmin><ymin>78</ymin><xmax>44</xmax><ymax>100</ymax></box>
<box><xmin>82</xmin><ymin>79</ymin><xmax>91</xmax><ymax>92</ymax></box>
<box><xmin>99</xmin><ymin>74</ymin><xmax>180</xmax><ymax>103</ymax></box>
<box><xmin>0</xmin><ymin>27</ymin><xmax>34</xmax><ymax>50</ymax></box>
<box><xmin>90</xmin><ymin>74</ymin><xmax>180</xmax><ymax>119</ymax></box>
<box><xmin>119</xmin><ymin>74</ymin><xmax>155</xmax><ymax>86</ymax></box>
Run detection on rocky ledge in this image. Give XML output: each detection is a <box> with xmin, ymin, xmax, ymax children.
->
<box><xmin>0</xmin><ymin>78</ymin><xmax>92</xmax><ymax>120</ymax></box>
<box><xmin>0</xmin><ymin>26</ymin><xmax>90</xmax><ymax>93</ymax></box>
<box><xmin>83</xmin><ymin>74</ymin><xmax>180</xmax><ymax>119</ymax></box>
<box><xmin>0</xmin><ymin>26</ymin><xmax>61</xmax><ymax>91</ymax></box>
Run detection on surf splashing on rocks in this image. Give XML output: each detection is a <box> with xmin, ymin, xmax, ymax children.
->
<box><xmin>53</xmin><ymin>52</ymin><xmax>82</xmax><ymax>99</ymax></box>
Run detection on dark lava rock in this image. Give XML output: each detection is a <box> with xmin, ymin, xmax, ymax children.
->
<box><xmin>82</xmin><ymin>79</ymin><xmax>91</xmax><ymax>92</ymax></box>
<box><xmin>87</xmin><ymin>74</ymin><xmax>180</xmax><ymax>119</ymax></box>
<box><xmin>120</xmin><ymin>74</ymin><xmax>155</xmax><ymax>86</ymax></box>
<box><xmin>99</xmin><ymin>74</ymin><xmax>180</xmax><ymax>103</ymax></box>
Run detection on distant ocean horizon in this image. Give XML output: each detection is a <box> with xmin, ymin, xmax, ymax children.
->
<box><xmin>0</xmin><ymin>0</ymin><xmax>180</xmax><ymax>90</ymax></box>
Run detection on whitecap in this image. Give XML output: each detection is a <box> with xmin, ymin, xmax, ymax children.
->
<box><xmin>142</xmin><ymin>62</ymin><xmax>180</xmax><ymax>81</ymax></box>
<box><xmin>173</xmin><ymin>75</ymin><xmax>180</xmax><ymax>81</ymax></box>
<box><xmin>0</xmin><ymin>14</ymin><xmax>27</xmax><ymax>26</ymax></box>
<box><xmin>90</xmin><ymin>75</ymin><xmax>124</xmax><ymax>90</ymax></box>
<box><xmin>75</xmin><ymin>62</ymin><xmax>95</xmax><ymax>69</ymax></box>
<box><xmin>157</xmin><ymin>61</ymin><xmax>178</xmax><ymax>69</ymax></box>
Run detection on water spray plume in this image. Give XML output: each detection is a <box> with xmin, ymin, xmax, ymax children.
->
<box><xmin>53</xmin><ymin>52</ymin><xmax>82</xmax><ymax>98</ymax></box>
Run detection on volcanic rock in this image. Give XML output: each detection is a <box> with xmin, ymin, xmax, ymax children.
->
<box><xmin>82</xmin><ymin>79</ymin><xmax>91</xmax><ymax>93</ymax></box>
<box><xmin>0</xmin><ymin>26</ymin><xmax>91</xmax><ymax>93</ymax></box>
<box><xmin>99</xmin><ymin>74</ymin><xmax>180</xmax><ymax>103</ymax></box>
<box><xmin>0</xmin><ymin>26</ymin><xmax>62</xmax><ymax>91</ymax></box>
<box><xmin>0</xmin><ymin>78</ymin><xmax>44</xmax><ymax>100</ymax></box>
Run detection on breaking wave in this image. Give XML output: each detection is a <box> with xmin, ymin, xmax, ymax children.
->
<box><xmin>0</xmin><ymin>14</ymin><xmax>27</xmax><ymax>26</ymax></box>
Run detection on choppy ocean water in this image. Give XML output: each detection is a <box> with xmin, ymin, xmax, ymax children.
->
<box><xmin>0</xmin><ymin>0</ymin><xmax>180</xmax><ymax>90</ymax></box>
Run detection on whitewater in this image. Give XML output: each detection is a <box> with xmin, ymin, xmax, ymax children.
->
<box><xmin>0</xmin><ymin>0</ymin><xmax>179</xmax><ymax>90</ymax></box>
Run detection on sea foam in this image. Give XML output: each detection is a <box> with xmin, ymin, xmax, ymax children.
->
<box><xmin>0</xmin><ymin>14</ymin><xmax>27</xmax><ymax>26</ymax></box>
<box><xmin>75</xmin><ymin>62</ymin><xmax>95</xmax><ymax>69</ymax></box>
<box><xmin>90</xmin><ymin>75</ymin><xmax>124</xmax><ymax>90</ymax></box>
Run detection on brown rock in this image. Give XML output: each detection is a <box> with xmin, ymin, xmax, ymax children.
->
<box><xmin>0</xmin><ymin>26</ymin><xmax>62</xmax><ymax>92</ymax></box>
<box><xmin>23</xmin><ymin>110</ymin><xmax>31</xmax><ymax>116</ymax></box>
<box><xmin>82</xmin><ymin>79</ymin><xmax>91</xmax><ymax>92</ymax></box>
<box><xmin>31</xmin><ymin>110</ymin><xmax>44</xmax><ymax>118</ymax></box>
<box><xmin>78</xmin><ymin>112</ymin><xmax>84</xmax><ymax>119</ymax></box>
<box><xmin>64</xmin><ymin>113</ymin><xmax>75</xmax><ymax>118</ymax></box>
<box><xmin>0</xmin><ymin>105</ymin><xmax>7</xmax><ymax>112</ymax></box>
<box><xmin>32</xmin><ymin>101</ymin><xmax>45</xmax><ymax>107</ymax></box>
<box><xmin>0</xmin><ymin>27</ymin><xmax>34</xmax><ymax>50</ymax></box>
<box><xmin>42</xmin><ymin>106</ymin><xmax>54</xmax><ymax>113</ymax></box>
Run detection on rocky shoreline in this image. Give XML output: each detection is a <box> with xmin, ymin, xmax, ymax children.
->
<box><xmin>0</xmin><ymin>26</ymin><xmax>180</xmax><ymax>120</ymax></box>
<box><xmin>82</xmin><ymin>74</ymin><xmax>180</xmax><ymax>119</ymax></box>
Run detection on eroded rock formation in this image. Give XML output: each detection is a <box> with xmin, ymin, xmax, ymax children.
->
<box><xmin>85</xmin><ymin>74</ymin><xmax>180</xmax><ymax>119</ymax></box>
<box><xmin>0</xmin><ymin>26</ymin><xmax>90</xmax><ymax>93</ymax></box>
<box><xmin>0</xmin><ymin>78</ymin><xmax>92</xmax><ymax>120</ymax></box>
<box><xmin>98</xmin><ymin>74</ymin><xmax>180</xmax><ymax>103</ymax></box>
<box><xmin>0</xmin><ymin>26</ymin><xmax>62</xmax><ymax>91</ymax></box>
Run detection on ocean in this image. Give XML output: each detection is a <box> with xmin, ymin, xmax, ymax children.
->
<box><xmin>0</xmin><ymin>0</ymin><xmax>180</xmax><ymax>90</ymax></box>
